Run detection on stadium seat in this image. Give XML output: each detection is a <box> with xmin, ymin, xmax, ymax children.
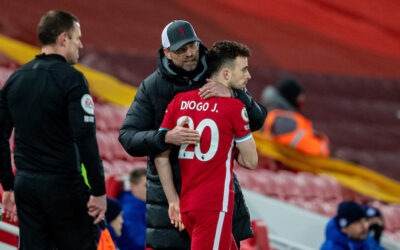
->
<box><xmin>107</xmin><ymin>104</ymin><xmax>126</xmax><ymax>130</ymax></box>
<box><xmin>293</xmin><ymin>173</ymin><xmax>319</xmax><ymax>200</ymax></box>
<box><xmin>94</xmin><ymin>104</ymin><xmax>111</xmax><ymax>131</ymax></box>
<box><xmin>313</xmin><ymin>175</ymin><xmax>343</xmax><ymax>202</ymax></box>
<box><xmin>253</xmin><ymin>219</ymin><xmax>276</xmax><ymax>250</ymax></box>
<box><xmin>102</xmin><ymin>160</ymin><xmax>113</xmax><ymax>176</ymax></box>
<box><xmin>235</xmin><ymin>168</ymin><xmax>255</xmax><ymax>189</ymax></box>
<box><xmin>111</xmin><ymin>159</ymin><xmax>147</xmax><ymax>176</ymax></box>
<box><xmin>96</xmin><ymin>131</ymin><xmax>114</xmax><ymax>161</ymax></box>
<box><xmin>105</xmin><ymin>175</ymin><xmax>124</xmax><ymax>198</ymax></box>
<box><xmin>382</xmin><ymin>205</ymin><xmax>400</xmax><ymax>232</ymax></box>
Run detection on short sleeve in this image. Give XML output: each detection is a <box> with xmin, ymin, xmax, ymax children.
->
<box><xmin>159</xmin><ymin>96</ymin><xmax>178</xmax><ymax>131</ymax></box>
<box><xmin>232</xmin><ymin>104</ymin><xmax>252</xmax><ymax>143</ymax></box>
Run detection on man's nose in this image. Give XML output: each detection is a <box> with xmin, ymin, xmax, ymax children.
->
<box><xmin>185</xmin><ymin>49</ymin><xmax>193</xmax><ymax>57</ymax></box>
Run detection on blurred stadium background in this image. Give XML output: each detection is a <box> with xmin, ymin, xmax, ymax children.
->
<box><xmin>1</xmin><ymin>0</ymin><xmax>400</xmax><ymax>249</ymax></box>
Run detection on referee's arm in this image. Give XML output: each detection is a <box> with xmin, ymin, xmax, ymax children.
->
<box><xmin>66</xmin><ymin>72</ymin><xmax>105</xmax><ymax>196</ymax></box>
<box><xmin>0</xmin><ymin>87</ymin><xmax>14</xmax><ymax>191</ymax></box>
<box><xmin>0</xmin><ymin>86</ymin><xmax>18</xmax><ymax>222</ymax></box>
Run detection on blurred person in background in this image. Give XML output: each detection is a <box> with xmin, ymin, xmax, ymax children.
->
<box><xmin>119</xmin><ymin>20</ymin><xmax>266</xmax><ymax>249</ymax></box>
<box><xmin>261</xmin><ymin>78</ymin><xmax>330</xmax><ymax>157</ymax></box>
<box><xmin>155</xmin><ymin>40</ymin><xmax>258</xmax><ymax>250</ymax></box>
<box><xmin>103</xmin><ymin>198</ymin><xmax>124</xmax><ymax>249</ymax></box>
<box><xmin>362</xmin><ymin>205</ymin><xmax>386</xmax><ymax>249</ymax></box>
<box><xmin>0</xmin><ymin>10</ymin><xmax>106</xmax><ymax>249</ymax></box>
<box><xmin>321</xmin><ymin>201</ymin><xmax>379</xmax><ymax>250</ymax></box>
<box><xmin>118</xmin><ymin>168</ymin><xmax>147</xmax><ymax>250</ymax></box>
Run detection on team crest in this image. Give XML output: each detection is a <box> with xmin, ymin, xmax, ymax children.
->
<box><xmin>81</xmin><ymin>94</ymin><xmax>95</xmax><ymax>115</ymax></box>
<box><xmin>241</xmin><ymin>107</ymin><xmax>249</xmax><ymax>122</ymax></box>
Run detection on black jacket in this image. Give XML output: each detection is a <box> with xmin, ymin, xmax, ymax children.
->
<box><xmin>0</xmin><ymin>54</ymin><xmax>105</xmax><ymax>195</ymax></box>
<box><xmin>119</xmin><ymin>44</ymin><xmax>267</xmax><ymax>249</ymax></box>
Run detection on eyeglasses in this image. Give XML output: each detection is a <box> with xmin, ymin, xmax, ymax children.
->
<box><xmin>171</xmin><ymin>42</ymin><xmax>199</xmax><ymax>55</ymax></box>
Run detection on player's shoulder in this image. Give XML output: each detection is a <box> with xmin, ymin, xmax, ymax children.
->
<box><xmin>226</xmin><ymin>97</ymin><xmax>245</xmax><ymax>108</ymax></box>
<box><xmin>175</xmin><ymin>89</ymin><xmax>200</xmax><ymax>100</ymax></box>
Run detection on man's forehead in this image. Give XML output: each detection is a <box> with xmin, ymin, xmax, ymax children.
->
<box><xmin>350</xmin><ymin>218</ymin><xmax>366</xmax><ymax>226</ymax></box>
<box><xmin>235</xmin><ymin>56</ymin><xmax>248</xmax><ymax>67</ymax></box>
<box><xmin>176</xmin><ymin>41</ymin><xmax>198</xmax><ymax>50</ymax></box>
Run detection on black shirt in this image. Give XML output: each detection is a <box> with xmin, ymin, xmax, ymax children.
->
<box><xmin>0</xmin><ymin>54</ymin><xmax>105</xmax><ymax>196</ymax></box>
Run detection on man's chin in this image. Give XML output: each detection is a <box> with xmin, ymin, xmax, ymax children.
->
<box><xmin>183</xmin><ymin>63</ymin><xmax>198</xmax><ymax>72</ymax></box>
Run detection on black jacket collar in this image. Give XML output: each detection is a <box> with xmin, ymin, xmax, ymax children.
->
<box><xmin>36</xmin><ymin>53</ymin><xmax>67</xmax><ymax>63</ymax></box>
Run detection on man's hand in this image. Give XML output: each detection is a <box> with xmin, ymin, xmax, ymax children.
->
<box><xmin>87</xmin><ymin>194</ymin><xmax>107</xmax><ymax>224</ymax></box>
<box><xmin>1</xmin><ymin>191</ymin><xmax>17</xmax><ymax>222</ymax></box>
<box><xmin>165</xmin><ymin>117</ymin><xmax>200</xmax><ymax>146</ymax></box>
<box><xmin>199</xmin><ymin>78</ymin><xmax>233</xmax><ymax>99</ymax></box>
<box><xmin>168</xmin><ymin>202</ymin><xmax>184</xmax><ymax>231</ymax></box>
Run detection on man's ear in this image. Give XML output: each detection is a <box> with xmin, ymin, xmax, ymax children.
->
<box><xmin>57</xmin><ymin>32</ymin><xmax>68</xmax><ymax>47</ymax></box>
<box><xmin>130</xmin><ymin>183</ymin><xmax>135</xmax><ymax>192</ymax></box>
<box><xmin>163</xmin><ymin>48</ymin><xmax>172</xmax><ymax>60</ymax></box>
<box><xmin>222</xmin><ymin>68</ymin><xmax>231</xmax><ymax>81</ymax></box>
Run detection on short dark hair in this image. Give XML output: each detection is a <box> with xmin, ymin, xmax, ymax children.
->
<box><xmin>37</xmin><ymin>10</ymin><xmax>79</xmax><ymax>46</ymax></box>
<box><xmin>207</xmin><ymin>40</ymin><xmax>251</xmax><ymax>76</ymax></box>
<box><xmin>129</xmin><ymin>168</ymin><xmax>147</xmax><ymax>185</ymax></box>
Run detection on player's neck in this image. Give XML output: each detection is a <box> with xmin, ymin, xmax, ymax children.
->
<box><xmin>211</xmin><ymin>75</ymin><xmax>230</xmax><ymax>88</ymax></box>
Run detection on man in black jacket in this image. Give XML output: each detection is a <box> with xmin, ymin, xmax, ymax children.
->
<box><xmin>119</xmin><ymin>20</ymin><xmax>267</xmax><ymax>249</ymax></box>
<box><xmin>0</xmin><ymin>10</ymin><xmax>106</xmax><ymax>249</ymax></box>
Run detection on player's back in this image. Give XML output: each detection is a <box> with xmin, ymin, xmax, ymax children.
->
<box><xmin>161</xmin><ymin>89</ymin><xmax>251</xmax><ymax>213</ymax></box>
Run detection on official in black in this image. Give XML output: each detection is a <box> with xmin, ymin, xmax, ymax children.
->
<box><xmin>0</xmin><ymin>10</ymin><xmax>106</xmax><ymax>250</ymax></box>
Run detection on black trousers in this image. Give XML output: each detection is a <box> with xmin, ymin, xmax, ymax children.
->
<box><xmin>14</xmin><ymin>170</ymin><xmax>98</xmax><ymax>250</ymax></box>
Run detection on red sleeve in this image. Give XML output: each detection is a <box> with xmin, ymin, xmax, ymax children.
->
<box><xmin>160</xmin><ymin>96</ymin><xmax>178</xmax><ymax>131</ymax></box>
<box><xmin>232</xmin><ymin>103</ymin><xmax>252</xmax><ymax>142</ymax></box>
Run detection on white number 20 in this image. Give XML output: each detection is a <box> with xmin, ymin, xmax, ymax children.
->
<box><xmin>177</xmin><ymin>116</ymin><xmax>219</xmax><ymax>162</ymax></box>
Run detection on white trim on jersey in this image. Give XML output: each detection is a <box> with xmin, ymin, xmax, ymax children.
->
<box><xmin>222</xmin><ymin>140</ymin><xmax>234</xmax><ymax>212</ymax></box>
<box><xmin>213</xmin><ymin>211</ymin><xmax>226</xmax><ymax>250</ymax></box>
<box><xmin>235</xmin><ymin>133</ymin><xmax>252</xmax><ymax>143</ymax></box>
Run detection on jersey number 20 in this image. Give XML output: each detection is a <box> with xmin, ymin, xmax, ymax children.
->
<box><xmin>177</xmin><ymin>116</ymin><xmax>219</xmax><ymax>162</ymax></box>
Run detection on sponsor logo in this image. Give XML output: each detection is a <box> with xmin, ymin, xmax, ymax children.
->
<box><xmin>81</xmin><ymin>94</ymin><xmax>94</xmax><ymax>115</ymax></box>
<box><xmin>241</xmin><ymin>107</ymin><xmax>249</xmax><ymax>122</ymax></box>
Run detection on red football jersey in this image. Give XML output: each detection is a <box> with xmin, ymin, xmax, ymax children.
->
<box><xmin>160</xmin><ymin>89</ymin><xmax>252</xmax><ymax>213</ymax></box>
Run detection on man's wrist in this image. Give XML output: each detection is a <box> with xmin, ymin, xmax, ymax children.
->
<box><xmin>161</xmin><ymin>129</ymin><xmax>170</xmax><ymax>144</ymax></box>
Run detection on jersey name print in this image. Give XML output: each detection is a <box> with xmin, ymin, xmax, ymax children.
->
<box><xmin>160</xmin><ymin>89</ymin><xmax>252</xmax><ymax>213</ymax></box>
